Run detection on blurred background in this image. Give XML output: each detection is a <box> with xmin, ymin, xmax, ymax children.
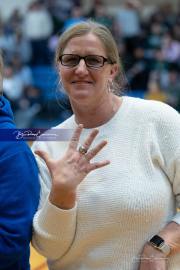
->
<box><xmin>1</xmin><ymin>0</ymin><xmax>180</xmax><ymax>130</ymax></box>
<box><xmin>1</xmin><ymin>0</ymin><xmax>180</xmax><ymax>268</ymax></box>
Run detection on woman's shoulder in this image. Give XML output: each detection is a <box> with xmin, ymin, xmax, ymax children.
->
<box><xmin>125</xmin><ymin>96</ymin><xmax>180</xmax><ymax>128</ymax></box>
<box><xmin>125</xmin><ymin>96</ymin><xmax>178</xmax><ymax>117</ymax></box>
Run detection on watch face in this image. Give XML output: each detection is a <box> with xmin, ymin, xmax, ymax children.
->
<box><xmin>149</xmin><ymin>235</ymin><xmax>164</xmax><ymax>247</ymax></box>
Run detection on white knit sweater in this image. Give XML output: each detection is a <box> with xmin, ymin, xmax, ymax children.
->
<box><xmin>32</xmin><ymin>96</ymin><xmax>180</xmax><ymax>270</ymax></box>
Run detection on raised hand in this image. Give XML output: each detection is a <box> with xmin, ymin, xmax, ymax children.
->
<box><xmin>34</xmin><ymin>124</ymin><xmax>110</xmax><ymax>209</ymax></box>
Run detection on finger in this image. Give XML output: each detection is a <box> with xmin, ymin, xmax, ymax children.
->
<box><xmin>89</xmin><ymin>160</ymin><xmax>110</xmax><ymax>171</ymax></box>
<box><xmin>34</xmin><ymin>149</ymin><xmax>53</xmax><ymax>167</ymax></box>
<box><xmin>80</xmin><ymin>128</ymin><xmax>99</xmax><ymax>152</ymax></box>
<box><xmin>86</xmin><ymin>140</ymin><xmax>107</xmax><ymax>161</ymax></box>
<box><xmin>68</xmin><ymin>124</ymin><xmax>83</xmax><ymax>151</ymax></box>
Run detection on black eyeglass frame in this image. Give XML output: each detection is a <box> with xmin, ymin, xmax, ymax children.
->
<box><xmin>59</xmin><ymin>54</ymin><xmax>112</xmax><ymax>68</ymax></box>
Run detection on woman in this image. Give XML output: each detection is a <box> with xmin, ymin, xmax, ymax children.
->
<box><xmin>32</xmin><ymin>21</ymin><xmax>180</xmax><ymax>270</ymax></box>
<box><xmin>0</xmin><ymin>53</ymin><xmax>39</xmax><ymax>269</ymax></box>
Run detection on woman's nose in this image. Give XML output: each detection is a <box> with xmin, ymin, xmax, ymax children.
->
<box><xmin>75</xmin><ymin>59</ymin><xmax>89</xmax><ymax>75</ymax></box>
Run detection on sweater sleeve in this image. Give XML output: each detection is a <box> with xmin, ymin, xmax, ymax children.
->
<box><xmin>168</xmin><ymin>147</ymin><xmax>180</xmax><ymax>224</ymax></box>
<box><xmin>31</xmin><ymin>141</ymin><xmax>77</xmax><ymax>260</ymax></box>
<box><xmin>150</xmin><ymin>102</ymin><xmax>180</xmax><ymax>224</ymax></box>
<box><xmin>0</xmin><ymin>149</ymin><xmax>39</xmax><ymax>269</ymax></box>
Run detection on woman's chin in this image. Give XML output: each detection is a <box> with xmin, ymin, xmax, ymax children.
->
<box><xmin>71</xmin><ymin>90</ymin><xmax>92</xmax><ymax>100</ymax></box>
<box><xmin>70</xmin><ymin>92</ymin><xmax>93</xmax><ymax>106</ymax></box>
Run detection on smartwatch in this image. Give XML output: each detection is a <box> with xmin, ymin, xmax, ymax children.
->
<box><xmin>148</xmin><ymin>235</ymin><xmax>170</xmax><ymax>256</ymax></box>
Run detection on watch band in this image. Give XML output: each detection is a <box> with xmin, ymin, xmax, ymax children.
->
<box><xmin>148</xmin><ymin>235</ymin><xmax>171</xmax><ymax>256</ymax></box>
<box><xmin>159</xmin><ymin>242</ymin><xmax>171</xmax><ymax>256</ymax></box>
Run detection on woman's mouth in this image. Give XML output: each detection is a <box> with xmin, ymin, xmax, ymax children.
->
<box><xmin>72</xmin><ymin>81</ymin><xmax>92</xmax><ymax>84</ymax></box>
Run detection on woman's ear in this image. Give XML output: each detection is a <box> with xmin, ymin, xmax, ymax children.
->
<box><xmin>109</xmin><ymin>63</ymin><xmax>118</xmax><ymax>81</ymax></box>
<box><xmin>58</xmin><ymin>68</ymin><xmax>61</xmax><ymax>77</ymax></box>
<box><xmin>58</xmin><ymin>62</ymin><xmax>61</xmax><ymax>77</ymax></box>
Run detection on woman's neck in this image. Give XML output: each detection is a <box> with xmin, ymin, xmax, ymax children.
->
<box><xmin>71</xmin><ymin>95</ymin><xmax>122</xmax><ymax>129</ymax></box>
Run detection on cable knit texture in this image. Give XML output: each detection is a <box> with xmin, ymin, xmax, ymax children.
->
<box><xmin>32</xmin><ymin>96</ymin><xmax>180</xmax><ymax>270</ymax></box>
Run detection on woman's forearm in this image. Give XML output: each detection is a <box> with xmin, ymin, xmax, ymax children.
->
<box><xmin>139</xmin><ymin>222</ymin><xmax>180</xmax><ymax>269</ymax></box>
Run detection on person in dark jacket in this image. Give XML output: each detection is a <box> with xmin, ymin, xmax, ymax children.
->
<box><xmin>0</xmin><ymin>54</ymin><xmax>39</xmax><ymax>269</ymax></box>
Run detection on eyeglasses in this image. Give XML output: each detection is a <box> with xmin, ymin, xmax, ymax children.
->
<box><xmin>59</xmin><ymin>54</ymin><xmax>112</xmax><ymax>68</ymax></box>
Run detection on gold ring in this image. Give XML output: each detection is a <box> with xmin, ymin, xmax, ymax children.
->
<box><xmin>79</xmin><ymin>146</ymin><xmax>87</xmax><ymax>154</ymax></box>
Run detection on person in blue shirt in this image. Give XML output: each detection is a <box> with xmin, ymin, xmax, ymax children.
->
<box><xmin>0</xmin><ymin>54</ymin><xmax>39</xmax><ymax>269</ymax></box>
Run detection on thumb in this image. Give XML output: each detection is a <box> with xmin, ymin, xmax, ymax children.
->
<box><xmin>34</xmin><ymin>149</ymin><xmax>53</xmax><ymax>167</ymax></box>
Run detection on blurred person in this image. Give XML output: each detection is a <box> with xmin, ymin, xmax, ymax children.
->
<box><xmin>127</xmin><ymin>47</ymin><xmax>150</xmax><ymax>90</ymax></box>
<box><xmin>11</xmin><ymin>28</ymin><xmax>32</xmax><ymax>64</ymax></box>
<box><xmin>48</xmin><ymin>34</ymin><xmax>59</xmax><ymax>58</ymax></box>
<box><xmin>23</xmin><ymin>0</ymin><xmax>54</xmax><ymax>64</ymax></box>
<box><xmin>146</xmin><ymin>23</ymin><xmax>163</xmax><ymax>50</ymax></box>
<box><xmin>175</xmin><ymin>10</ymin><xmax>180</xmax><ymax>28</ymax></box>
<box><xmin>23</xmin><ymin>85</ymin><xmax>43</xmax><ymax>108</ymax></box>
<box><xmin>161</xmin><ymin>33</ymin><xmax>180</xmax><ymax>63</ymax></box>
<box><xmin>144</xmin><ymin>23</ymin><xmax>163</xmax><ymax>60</ymax></box>
<box><xmin>144</xmin><ymin>80</ymin><xmax>167</xmax><ymax>103</ymax></box>
<box><xmin>84</xmin><ymin>0</ymin><xmax>102</xmax><ymax>17</ymax></box>
<box><xmin>159</xmin><ymin>3</ymin><xmax>176</xmax><ymax>29</ymax></box>
<box><xmin>10</xmin><ymin>53</ymin><xmax>34</xmax><ymax>90</ymax></box>
<box><xmin>0</xmin><ymin>25</ymin><xmax>14</xmax><ymax>61</ymax></box>
<box><xmin>116</xmin><ymin>0</ymin><xmax>141</xmax><ymax>53</ymax></box>
<box><xmin>14</xmin><ymin>85</ymin><xmax>43</xmax><ymax>128</ymax></box>
<box><xmin>5</xmin><ymin>9</ymin><xmax>23</xmax><ymax>34</ymax></box>
<box><xmin>0</xmin><ymin>26</ymin><xmax>9</xmax><ymax>51</ymax></box>
<box><xmin>63</xmin><ymin>6</ymin><xmax>86</xmax><ymax>31</ymax></box>
<box><xmin>3</xmin><ymin>63</ymin><xmax>24</xmax><ymax>111</ymax></box>
<box><xmin>164</xmin><ymin>69</ymin><xmax>180</xmax><ymax>110</ymax></box>
<box><xmin>92</xmin><ymin>2</ymin><xmax>112</xmax><ymax>30</ymax></box>
<box><xmin>173</xmin><ymin>23</ymin><xmax>180</xmax><ymax>42</ymax></box>
<box><xmin>111</xmin><ymin>19</ymin><xmax>126</xmax><ymax>56</ymax></box>
<box><xmin>150</xmin><ymin>48</ymin><xmax>170</xmax><ymax>87</ymax></box>
<box><xmin>44</xmin><ymin>0</ymin><xmax>75</xmax><ymax>33</ymax></box>
<box><xmin>0</xmin><ymin>53</ymin><xmax>39</xmax><ymax>269</ymax></box>
<box><xmin>150</xmin><ymin>48</ymin><xmax>170</xmax><ymax>71</ymax></box>
<box><xmin>149</xmin><ymin>10</ymin><xmax>165</xmax><ymax>26</ymax></box>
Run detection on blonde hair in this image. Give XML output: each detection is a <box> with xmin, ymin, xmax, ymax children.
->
<box><xmin>55</xmin><ymin>20</ymin><xmax>125</xmax><ymax>95</ymax></box>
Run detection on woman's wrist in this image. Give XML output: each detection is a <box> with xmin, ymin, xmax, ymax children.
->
<box><xmin>139</xmin><ymin>244</ymin><xmax>166</xmax><ymax>270</ymax></box>
<box><xmin>49</xmin><ymin>186</ymin><xmax>77</xmax><ymax>210</ymax></box>
<box><xmin>156</xmin><ymin>221</ymin><xmax>180</xmax><ymax>254</ymax></box>
<box><xmin>143</xmin><ymin>243</ymin><xmax>166</xmax><ymax>260</ymax></box>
